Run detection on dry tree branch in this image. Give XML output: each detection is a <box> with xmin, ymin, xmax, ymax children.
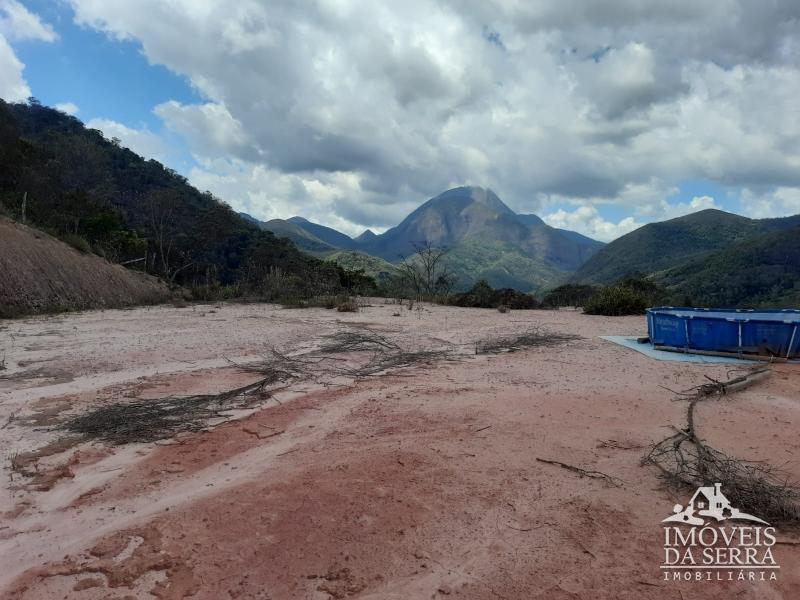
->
<box><xmin>61</xmin><ymin>370</ymin><xmax>295</xmax><ymax>445</ymax></box>
<box><xmin>642</xmin><ymin>367</ymin><xmax>800</xmax><ymax>523</ymax></box>
<box><xmin>475</xmin><ymin>326</ymin><xmax>581</xmax><ymax>355</ymax></box>
<box><xmin>536</xmin><ymin>457</ymin><xmax>623</xmax><ymax>487</ymax></box>
<box><xmin>59</xmin><ymin>325</ymin><xmax>462</xmax><ymax>445</ymax></box>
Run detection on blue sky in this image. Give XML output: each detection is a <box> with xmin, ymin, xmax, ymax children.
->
<box><xmin>17</xmin><ymin>1</ymin><xmax>195</xmax><ymax>128</ymax></box>
<box><xmin>1</xmin><ymin>1</ymin><xmax>799</xmax><ymax>240</ymax></box>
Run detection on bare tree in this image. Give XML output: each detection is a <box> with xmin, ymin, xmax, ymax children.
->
<box><xmin>144</xmin><ymin>189</ymin><xmax>193</xmax><ymax>283</ymax></box>
<box><xmin>397</xmin><ymin>241</ymin><xmax>457</xmax><ymax>301</ymax></box>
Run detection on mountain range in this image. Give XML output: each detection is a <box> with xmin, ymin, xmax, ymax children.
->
<box><xmin>247</xmin><ymin>186</ymin><xmax>605</xmax><ymax>291</ymax></box>
<box><xmin>248</xmin><ymin>192</ymin><xmax>800</xmax><ymax>307</ymax></box>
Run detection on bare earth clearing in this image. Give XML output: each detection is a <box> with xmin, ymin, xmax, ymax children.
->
<box><xmin>1</xmin><ymin>302</ymin><xmax>798</xmax><ymax>599</ymax></box>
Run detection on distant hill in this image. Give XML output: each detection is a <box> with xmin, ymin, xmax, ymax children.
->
<box><xmin>324</xmin><ymin>250</ymin><xmax>400</xmax><ymax>283</ymax></box>
<box><xmin>247</xmin><ymin>214</ymin><xmax>363</xmax><ymax>255</ymax></box>
<box><xmin>573</xmin><ymin>209</ymin><xmax>800</xmax><ymax>284</ymax></box>
<box><xmin>0</xmin><ymin>217</ymin><xmax>170</xmax><ymax>317</ymax></box>
<box><xmin>287</xmin><ymin>216</ymin><xmax>359</xmax><ymax>250</ymax></box>
<box><xmin>253</xmin><ymin>217</ymin><xmax>339</xmax><ymax>255</ymax></box>
<box><xmin>658</xmin><ymin>225</ymin><xmax>800</xmax><ymax>308</ymax></box>
<box><xmin>355</xmin><ymin>229</ymin><xmax>377</xmax><ymax>244</ymax></box>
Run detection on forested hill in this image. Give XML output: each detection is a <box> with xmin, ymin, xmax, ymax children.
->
<box><xmin>657</xmin><ymin>225</ymin><xmax>800</xmax><ymax>308</ymax></box>
<box><xmin>0</xmin><ymin>100</ymin><xmax>367</xmax><ymax>299</ymax></box>
<box><xmin>573</xmin><ymin>208</ymin><xmax>800</xmax><ymax>284</ymax></box>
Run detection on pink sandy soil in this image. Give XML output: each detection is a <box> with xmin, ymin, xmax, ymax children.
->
<box><xmin>1</xmin><ymin>301</ymin><xmax>798</xmax><ymax>599</ymax></box>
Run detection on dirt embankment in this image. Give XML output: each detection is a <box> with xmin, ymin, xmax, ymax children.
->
<box><xmin>0</xmin><ymin>217</ymin><xmax>171</xmax><ymax>317</ymax></box>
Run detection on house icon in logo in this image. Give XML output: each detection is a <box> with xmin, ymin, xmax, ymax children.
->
<box><xmin>662</xmin><ymin>482</ymin><xmax>769</xmax><ymax>526</ymax></box>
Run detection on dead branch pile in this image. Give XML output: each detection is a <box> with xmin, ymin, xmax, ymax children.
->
<box><xmin>266</xmin><ymin>339</ymin><xmax>456</xmax><ymax>380</ymax></box>
<box><xmin>318</xmin><ymin>330</ymin><xmax>400</xmax><ymax>354</ymax></box>
<box><xmin>61</xmin><ymin>325</ymin><xmax>460</xmax><ymax>445</ymax></box>
<box><xmin>339</xmin><ymin>348</ymin><xmax>456</xmax><ymax>377</ymax></box>
<box><xmin>62</xmin><ymin>370</ymin><xmax>294</xmax><ymax>445</ymax></box>
<box><xmin>643</xmin><ymin>367</ymin><xmax>800</xmax><ymax>523</ymax></box>
<box><xmin>475</xmin><ymin>326</ymin><xmax>581</xmax><ymax>355</ymax></box>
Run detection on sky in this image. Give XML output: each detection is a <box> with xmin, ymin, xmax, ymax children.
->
<box><xmin>1</xmin><ymin>1</ymin><xmax>800</xmax><ymax>241</ymax></box>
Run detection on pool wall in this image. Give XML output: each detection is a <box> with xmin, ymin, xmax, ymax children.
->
<box><xmin>646</xmin><ymin>307</ymin><xmax>800</xmax><ymax>359</ymax></box>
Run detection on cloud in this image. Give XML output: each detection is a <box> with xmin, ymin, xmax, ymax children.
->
<box><xmin>544</xmin><ymin>206</ymin><xmax>641</xmax><ymax>242</ymax></box>
<box><xmin>55</xmin><ymin>102</ymin><xmax>79</xmax><ymax>115</ymax></box>
<box><xmin>0</xmin><ymin>0</ymin><xmax>57</xmax><ymax>42</ymax></box>
<box><xmin>86</xmin><ymin>118</ymin><xmax>169</xmax><ymax>162</ymax></box>
<box><xmin>154</xmin><ymin>101</ymin><xmax>250</xmax><ymax>159</ymax></box>
<box><xmin>0</xmin><ymin>2</ymin><xmax>55</xmax><ymax>102</ymax></box>
<box><xmin>660</xmin><ymin>195</ymin><xmax>720</xmax><ymax>220</ymax></box>
<box><xmin>0</xmin><ymin>35</ymin><xmax>28</xmax><ymax>101</ymax></box>
<box><xmin>67</xmin><ymin>0</ymin><xmax>800</xmax><ymax>237</ymax></box>
<box><xmin>740</xmin><ymin>187</ymin><xmax>800</xmax><ymax>219</ymax></box>
<box><xmin>188</xmin><ymin>157</ymin><xmax>418</xmax><ymax>234</ymax></box>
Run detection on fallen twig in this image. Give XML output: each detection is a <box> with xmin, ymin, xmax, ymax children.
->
<box><xmin>536</xmin><ymin>457</ymin><xmax>623</xmax><ymax>487</ymax></box>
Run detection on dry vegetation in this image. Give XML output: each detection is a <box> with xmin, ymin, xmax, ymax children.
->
<box><xmin>62</xmin><ymin>373</ymin><xmax>295</xmax><ymax>444</ymax></box>
<box><xmin>53</xmin><ymin>324</ymin><xmax>585</xmax><ymax>448</ymax></box>
<box><xmin>475</xmin><ymin>326</ymin><xmax>581</xmax><ymax>355</ymax></box>
<box><xmin>643</xmin><ymin>367</ymin><xmax>800</xmax><ymax>524</ymax></box>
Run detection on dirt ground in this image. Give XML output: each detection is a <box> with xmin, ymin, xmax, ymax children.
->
<box><xmin>1</xmin><ymin>301</ymin><xmax>798</xmax><ymax>599</ymax></box>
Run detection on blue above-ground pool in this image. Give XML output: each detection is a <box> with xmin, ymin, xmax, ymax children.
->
<box><xmin>647</xmin><ymin>307</ymin><xmax>800</xmax><ymax>359</ymax></box>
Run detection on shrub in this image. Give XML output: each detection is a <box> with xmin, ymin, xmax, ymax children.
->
<box><xmin>497</xmin><ymin>305</ymin><xmax>509</xmax><ymax>313</ymax></box>
<box><xmin>62</xmin><ymin>234</ymin><xmax>92</xmax><ymax>254</ymax></box>
<box><xmin>583</xmin><ymin>285</ymin><xmax>648</xmax><ymax>316</ymax></box>
<box><xmin>542</xmin><ymin>284</ymin><xmax>599</xmax><ymax>308</ymax></box>
<box><xmin>451</xmin><ymin>280</ymin><xmax>539</xmax><ymax>309</ymax></box>
<box><xmin>336</xmin><ymin>299</ymin><xmax>359</xmax><ymax>312</ymax></box>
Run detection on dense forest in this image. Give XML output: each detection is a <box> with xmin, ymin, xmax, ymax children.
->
<box><xmin>657</xmin><ymin>225</ymin><xmax>800</xmax><ymax>308</ymax></box>
<box><xmin>0</xmin><ymin>100</ymin><xmax>374</xmax><ymax>301</ymax></box>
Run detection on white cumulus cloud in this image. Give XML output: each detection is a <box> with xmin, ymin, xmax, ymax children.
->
<box><xmin>55</xmin><ymin>102</ymin><xmax>79</xmax><ymax>115</ymax></box>
<box><xmin>544</xmin><ymin>206</ymin><xmax>641</xmax><ymax>242</ymax></box>
<box><xmin>0</xmin><ymin>1</ymin><xmax>56</xmax><ymax>102</ymax></box>
<box><xmin>0</xmin><ymin>0</ymin><xmax>57</xmax><ymax>42</ymax></box>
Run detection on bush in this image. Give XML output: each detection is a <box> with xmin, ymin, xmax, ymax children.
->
<box><xmin>336</xmin><ymin>299</ymin><xmax>359</xmax><ymax>312</ymax></box>
<box><xmin>62</xmin><ymin>233</ymin><xmax>92</xmax><ymax>254</ymax></box>
<box><xmin>497</xmin><ymin>305</ymin><xmax>509</xmax><ymax>313</ymax></box>
<box><xmin>542</xmin><ymin>284</ymin><xmax>599</xmax><ymax>308</ymax></box>
<box><xmin>451</xmin><ymin>280</ymin><xmax>539</xmax><ymax>309</ymax></box>
<box><xmin>583</xmin><ymin>285</ymin><xmax>648</xmax><ymax>316</ymax></box>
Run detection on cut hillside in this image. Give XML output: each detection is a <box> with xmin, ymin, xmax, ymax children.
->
<box><xmin>658</xmin><ymin>225</ymin><xmax>800</xmax><ymax>308</ymax></box>
<box><xmin>0</xmin><ymin>217</ymin><xmax>170</xmax><ymax>317</ymax></box>
<box><xmin>573</xmin><ymin>209</ymin><xmax>800</xmax><ymax>284</ymax></box>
